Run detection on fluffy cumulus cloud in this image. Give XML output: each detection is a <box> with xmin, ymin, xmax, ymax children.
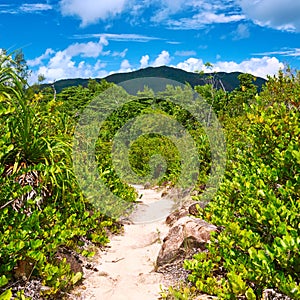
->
<box><xmin>118</xmin><ymin>59</ymin><xmax>133</xmax><ymax>73</ymax></box>
<box><xmin>238</xmin><ymin>0</ymin><xmax>300</xmax><ymax>32</ymax></box>
<box><xmin>65</xmin><ymin>39</ymin><xmax>108</xmax><ymax>58</ymax></box>
<box><xmin>140</xmin><ymin>55</ymin><xmax>150</xmax><ymax>68</ymax></box>
<box><xmin>27</xmin><ymin>48</ymin><xmax>55</xmax><ymax>67</ymax></box>
<box><xmin>176</xmin><ymin>57</ymin><xmax>206</xmax><ymax>73</ymax></box>
<box><xmin>60</xmin><ymin>0</ymin><xmax>127</xmax><ymax>26</ymax></box>
<box><xmin>28</xmin><ymin>39</ymin><xmax>110</xmax><ymax>83</ymax></box>
<box><xmin>175</xmin><ymin>56</ymin><xmax>284</xmax><ymax>78</ymax></box>
<box><xmin>152</xmin><ymin>51</ymin><xmax>171</xmax><ymax>67</ymax></box>
<box><xmin>213</xmin><ymin>57</ymin><xmax>284</xmax><ymax>78</ymax></box>
<box><xmin>30</xmin><ymin>54</ymin><xmax>108</xmax><ymax>84</ymax></box>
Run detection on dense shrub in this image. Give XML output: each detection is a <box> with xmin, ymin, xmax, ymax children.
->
<box><xmin>166</xmin><ymin>69</ymin><xmax>300</xmax><ymax>299</ymax></box>
<box><xmin>0</xmin><ymin>53</ymin><xmax>135</xmax><ymax>298</ymax></box>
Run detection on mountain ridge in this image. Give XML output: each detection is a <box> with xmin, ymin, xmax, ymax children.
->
<box><xmin>41</xmin><ymin>65</ymin><xmax>267</xmax><ymax>93</ymax></box>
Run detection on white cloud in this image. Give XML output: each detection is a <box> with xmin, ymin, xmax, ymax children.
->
<box><xmin>151</xmin><ymin>0</ymin><xmax>185</xmax><ymax>22</ymax></box>
<box><xmin>112</xmin><ymin>49</ymin><xmax>128</xmax><ymax>58</ymax></box>
<box><xmin>27</xmin><ymin>48</ymin><xmax>55</xmax><ymax>67</ymax></box>
<box><xmin>174</xmin><ymin>56</ymin><xmax>284</xmax><ymax>78</ymax></box>
<box><xmin>28</xmin><ymin>39</ymin><xmax>109</xmax><ymax>83</ymax></box>
<box><xmin>118</xmin><ymin>59</ymin><xmax>133</xmax><ymax>73</ymax></box>
<box><xmin>130</xmin><ymin>4</ymin><xmax>144</xmax><ymax>17</ymax></box>
<box><xmin>168</xmin><ymin>12</ymin><xmax>245</xmax><ymax>29</ymax></box>
<box><xmin>28</xmin><ymin>39</ymin><xmax>107</xmax><ymax>73</ymax></box>
<box><xmin>213</xmin><ymin>57</ymin><xmax>284</xmax><ymax>78</ymax></box>
<box><xmin>30</xmin><ymin>53</ymin><xmax>108</xmax><ymax>84</ymax></box>
<box><xmin>175</xmin><ymin>50</ymin><xmax>197</xmax><ymax>56</ymax></box>
<box><xmin>94</xmin><ymin>60</ymin><xmax>107</xmax><ymax>71</ymax></box>
<box><xmin>140</xmin><ymin>55</ymin><xmax>150</xmax><ymax>68</ymax></box>
<box><xmin>65</xmin><ymin>39</ymin><xmax>107</xmax><ymax>58</ymax></box>
<box><xmin>0</xmin><ymin>3</ymin><xmax>52</xmax><ymax>14</ymax></box>
<box><xmin>152</xmin><ymin>50</ymin><xmax>171</xmax><ymax>67</ymax></box>
<box><xmin>73</xmin><ymin>33</ymin><xmax>162</xmax><ymax>42</ymax></box>
<box><xmin>254</xmin><ymin>48</ymin><xmax>300</xmax><ymax>57</ymax></box>
<box><xmin>47</xmin><ymin>51</ymin><xmax>73</xmax><ymax>69</ymax></box>
<box><xmin>127</xmin><ymin>2</ymin><xmax>152</xmax><ymax>25</ymax></box>
<box><xmin>232</xmin><ymin>23</ymin><xmax>250</xmax><ymax>40</ymax></box>
<box><xmin>121</xmin><ymin>59</ymin><xmax>131</xmax><ymax>68</ymax></box>
<box><xmin>238</xmin><ymin>0</ymin><xmax>300</xmax><ymax>32</ymax></box>
<box><xmin>148</xmin><ymin>0</ymin><xmax>239</xmax><ymax>24</ymax></box>
<box><xmin>176</xmin><ymin>57</ymin><xmax>206</xmax><ymax>73</ymax></box>
<box><xmin>20</xmin><ymin>3</ymin><xmax>52</xmax><ymax>13</ymax></box>
<box><xmin>138</xmin><ymin>0</ymin><xmax>246</xmax><ymax>29</ymax></box>
<box><xmin>166</xmin><ymin>41</ymin><xmax>181</xmax><ymax>45</ymax></box>
<box><xmin>60</xmin><ymin>0</ymin><xmax>127</xmax><ymax>26</ymax></box>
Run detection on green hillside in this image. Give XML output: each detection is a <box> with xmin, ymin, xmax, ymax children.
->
<box><xmin>40</xmin><ymin>66</ymin><xmax>266</xmax><ymax>93</ymax></box>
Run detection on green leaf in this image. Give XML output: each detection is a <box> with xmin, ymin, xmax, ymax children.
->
<box><xmin>291</xmin><ymin>150</ymin><xmax>300</xmax><ymax>164</ymax></box>
<box><xmin>0</xmin><ymin>289</ymin><xmax>12</xmax><ymax>300</ymax></box>
<box><xmin>228</xmin><ymin>273</ymin><xmax>247</xmax><ymax>294</ymax></box>
<box><xmin>0</xmin><ymin>276</ymin><xmax>8</xmax><ymax>288</ymax></box>
<box><xmin>245</xmin><ymin>288</ymin><xmax>256</xmax><ymax>300</ymax></box>
<box><xmin>30</xmin><ymin>239</ymin><xmax>43</xmax><ymax>249</ymax></box>
<box><xmin>71</xmin><ymin>272</ymin><xmax>82</xmax><ymax>285</ymax></box>
<box><xmin>248</xmin><ymin>247</ymin><xmax>257</xmax><ymax>259</ymax></box>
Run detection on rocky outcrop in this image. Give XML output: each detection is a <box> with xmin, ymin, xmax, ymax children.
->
<box><xmin>165</xmin><ymin>201</ymin><xmax>206</xmax><ymax>227</ymax></box>
<box><xmin>156</xmin><ymin>216</ymin><xmax>217</xmax><ymax>267</ymax></box>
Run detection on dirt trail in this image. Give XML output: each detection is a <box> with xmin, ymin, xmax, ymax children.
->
<box><xmin>72</xmin><ymin>185</ymin><xmax>173</xmax><ymax>300</ymax></box>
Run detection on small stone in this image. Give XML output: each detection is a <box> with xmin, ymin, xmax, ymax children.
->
<box><xmin>144</xmin><ymin>182</ymin><xmax>151</xmax><ymax>189</ymax></box>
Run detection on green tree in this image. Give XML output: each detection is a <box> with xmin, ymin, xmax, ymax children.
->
<box><xmin>226</xmin><ymin>73</ymin><xmax>258</xmax><ymax>116</ymax></box>
<box><xmin>14</xmin><ymin>49</ymin><xmax>29</xmax><ymax>79</ymax></box>
<box><xmin>260</xmin><ymin>67</ymin><xmax>300</xmax><ymax>110</ymax></box>
<box><xmin>195</xmin><ymin>63</ymin><xmax>228</xmax><ymax>119</ymax></box>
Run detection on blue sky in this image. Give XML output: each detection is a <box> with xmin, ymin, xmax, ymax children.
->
<box><xmin>1</xmin><ymin>0</ymin><xmax>300</xmax><ymax>84</ymax></box>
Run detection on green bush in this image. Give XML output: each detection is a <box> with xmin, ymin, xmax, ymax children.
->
<box><xmin>0</xmin><ymin>53</ymin><xmax>133</xmax><ymax>298</ymax></box>
<box><xmin>166</xmin><ymin>69</ymin><xmax>300</xmax><ymax>299</ymax></box>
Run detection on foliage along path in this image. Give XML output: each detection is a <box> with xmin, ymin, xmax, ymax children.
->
<box><xmin>70</xmin><ymin>185</ymin><xmax>172</xmax><ymax>300</ymax></box>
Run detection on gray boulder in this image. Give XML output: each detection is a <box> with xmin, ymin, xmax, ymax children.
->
<box><xmin>157</xmin><ymin>216</ymin><xmax>217</xmax><ymax>267</ymax></box>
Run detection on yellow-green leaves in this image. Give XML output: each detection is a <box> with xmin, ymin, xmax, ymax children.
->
<box><xmin>169</xmin><ymin>68</ymin><xmax>300</xmax><ymax>299</ymax></box>
<box><xmin>0</xmin><ymin>289</ymin><xmax>12</xmax><ymax>300</ymax></box>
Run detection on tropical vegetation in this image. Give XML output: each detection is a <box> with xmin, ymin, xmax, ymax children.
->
<box><xmin>164</xmin><ymin>69</ymin><xmax>300</xmax><ymax>299</ymax></box>
<box><xmin>0</xmin><ymin>50</ymin><xmax>299</xmax><ymax>299</ymax></box>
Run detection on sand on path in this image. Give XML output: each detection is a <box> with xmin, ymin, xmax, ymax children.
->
<box><xmin>72</xmin><ymin>185</ymin><xmax>173</xmax><ymax>300</ymax></box>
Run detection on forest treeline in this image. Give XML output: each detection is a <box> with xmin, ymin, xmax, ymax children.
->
<box><xmin>0</xmin><ymin>51</ymin><xmax>299</xmax><ymax>299</ymax></box>
<box><xmin>39</xmin><ymin>65</ymin><xmax>267</xmax><ymax>94</ymax></box>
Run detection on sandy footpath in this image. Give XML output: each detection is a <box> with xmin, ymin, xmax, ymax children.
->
<box><xmin>71</xmin><ymin>185</ymin><xmax>173</xmax><ymax>300</ymax></box>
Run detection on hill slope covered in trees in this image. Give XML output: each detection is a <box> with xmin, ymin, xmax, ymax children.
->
<box><xmin>41</xmin><ymin>65</ymin><xmax>266</xmax><ymax>94</ymax></box>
